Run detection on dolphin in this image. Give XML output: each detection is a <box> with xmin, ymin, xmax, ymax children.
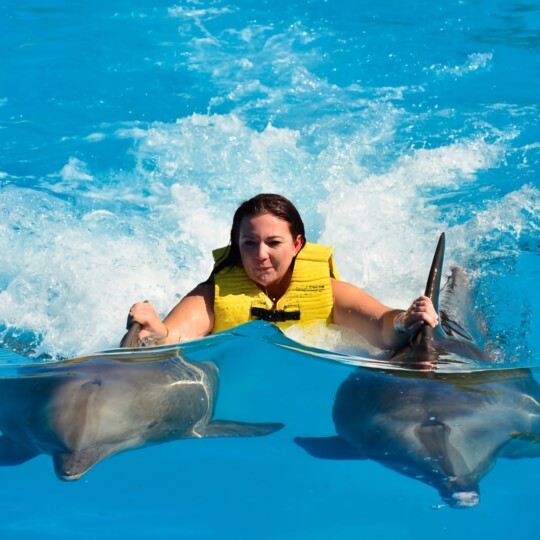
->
<box><xmin>295</xmin><ymin>234</ymin><xmax>540</xmax><ymax>508</ymax></box>
<box><xmin>0</xmin><ymin>342</ymin><xmax>283</xmax><ymax>481</ymax></box>
<box><xmin>297</xmin><ymin>365</ymin><xmax>540</xmax><ymax>508</ymax></box>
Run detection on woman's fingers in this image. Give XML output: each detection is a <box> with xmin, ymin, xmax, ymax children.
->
<box><xmin>129</xmin><ymin>302</ymin><xmax>166</xmax><ymax>339</ymax></box>
<box><xmin>403</xmin><ymin>296</ymin><xmax>439</xmax><ymax>330</ymax></box>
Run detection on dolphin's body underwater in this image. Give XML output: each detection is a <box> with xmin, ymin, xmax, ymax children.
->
<box><xmin>0</xmin><ymin>342</ymin><xmax>283</xmax><ymax>481</ymax></box>
<box><xmin>296</xmin><ymin>234</ymin><xmax>540</xmax><ymax>508</ymax></box>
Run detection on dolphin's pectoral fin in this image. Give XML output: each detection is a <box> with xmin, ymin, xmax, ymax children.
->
<box><xmin>416</xmin><ymin>420</ymin><xmax>482</xmax><ymax>507</ymax></box>
<box><xmin>510</xmin><ymin>431</ymin><xmax>540</xmax><ymax>444</ymax></box>
<box><xmin>415</xmin><ymin>420</ymin><xmax>452</xmax><ymax>465</ymax></box>
<box><xmin>415</xmin><ymin>420</ymin><xmax>449</xmax><ymax>454</ymax></box>
<box><xmin>294</xmin><ymin>436</ymin><xmax>365</xmax><ymax>460</ymax></box>
<box><xmin>0</xmin><ymin>435</ymin><xmax>39</xmax><ymax>465</ymax></box>
<box><xmin>415</xmin><ymin>420</ymin><xmax>467</xmax><ymax>478</ymax></box>
<box><xmin>53</xmin><ymin>449</ymin><xmax>103</xmax><ymax>481</ymax></box>
<box><xmin>197</xmin><ymin>420</ymin><xmax>284</xmax><ymax>437</ymax></box>
<box><xmin>501</xmin><ymin>432</ymin><xmax>540</xmax><ymax>458</ymax></box>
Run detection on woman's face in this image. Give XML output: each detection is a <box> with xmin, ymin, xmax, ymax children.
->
<box><xmin>238</xmin><ymin>213</ymin><xmax>303</xmax><ymax>291</ymax></box>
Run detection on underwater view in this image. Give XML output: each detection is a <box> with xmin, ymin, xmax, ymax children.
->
<box><xmin>1</xmin><ymin>0</ymin><xmax>539</xmax><ymax>538</ymax></box>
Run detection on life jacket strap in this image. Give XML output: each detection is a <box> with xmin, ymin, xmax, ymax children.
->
<box><xmin>250</xmin><ymin>306</ymin><xmax>301</xmax><ymax>323</ymax></box>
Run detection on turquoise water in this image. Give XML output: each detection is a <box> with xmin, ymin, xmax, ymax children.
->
<box><xmin>1</xmin><ymin>0</ymin><xmax>540</xmax><ymax>537</ymax></box>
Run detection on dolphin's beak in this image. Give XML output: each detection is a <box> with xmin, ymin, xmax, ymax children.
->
<box><xmin>445</xmin><ymin>490</ymin><xmax>480</xmax><ymax>509</ymax></box>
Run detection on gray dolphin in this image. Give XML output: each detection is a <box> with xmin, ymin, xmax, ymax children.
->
<box><xmin>297</xmin><ymin>365</ymin><xmax>540</xmax><ymax>508</ymax></box>
<box><xmin>0</xmin><ymin>344</ymin><xmax>283</xmax><ymax>481</ymax></box>
<box><xmin>295</xmin><ymin>234</ymin><xmax>540</xmax><ymax>508</ymax></box>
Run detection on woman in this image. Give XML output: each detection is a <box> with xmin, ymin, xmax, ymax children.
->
<box><xmin>130</xmin><ymin>194</ymin><xmax>438</xmax><ymax>349</ymax></box>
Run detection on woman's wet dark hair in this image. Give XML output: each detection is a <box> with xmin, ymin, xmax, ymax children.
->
<box><xmin>211</xmin><ymin>193</ymin><xmax>306</xmax><ymax>278</ymax></box>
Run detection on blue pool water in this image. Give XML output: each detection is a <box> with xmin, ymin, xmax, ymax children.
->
<box><xmin>1</xmin><ymin>0</ymin><xmax>540</xmax><ymax>537</ymax></box>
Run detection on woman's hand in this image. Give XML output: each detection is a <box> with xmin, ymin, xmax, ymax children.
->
<box><xmin>129</xmin><ymin>302</ymin><xmax>168</xmax><ymax>342</ymax></box>
<box><xmin>396</xmin><ymin>296</ymin><xmax>438</xmax><ymax>334</ymax></box>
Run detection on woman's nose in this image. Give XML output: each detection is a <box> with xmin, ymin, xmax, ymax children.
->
<box><xmin>256</xmin><ymin>244</ymin><xmax>268</xmax><ymax>259</ymax></box>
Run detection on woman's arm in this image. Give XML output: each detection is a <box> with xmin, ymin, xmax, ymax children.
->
<box><xmin>130</xmin><ymin>282</ymin><xmax>215</xmax><ymax>344</ymax></box>
<box><xmin>331</xmin><ymin>279</ymin><xmax>438</xmax><ymax>350</ymax></box>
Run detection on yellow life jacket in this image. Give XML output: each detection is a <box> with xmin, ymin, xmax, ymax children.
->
<box><xmin>211</xmin><ymin>242</ymin><xmax>340</xmax><ymax>333</ymax></box>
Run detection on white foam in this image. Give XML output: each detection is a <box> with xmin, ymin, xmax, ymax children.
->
<box><xmin>429</xmin><ymin>52</ymin><xmax>494</xmax><ymax>77</ymax></box>
<box><xmin>84</xmin><ymin>132</ymin><xmax>107</xmax><ymax>142</ymax></box>
<box><xmin>319</xmin><ymin>137</ymin><xmax>508</xmax><ymax>307</ymax></box>
<box><xmin>0</xmin><ymin>186</ymin><xmax>200</xmax><ymax>357</ymax></box>
<box><xmin>122</xmin><ymin>113</ymin><xmax>320</xmax><ymax>206</ymax></box>
<box><xmin>59</xmin><ymin>157</ymin><xmax>95</xmax><ymax>182</ymax></box>
<box><xmin>168</xmin><ymin>5</ymin><xmax>236</xmax><ymax>20</ymax></box>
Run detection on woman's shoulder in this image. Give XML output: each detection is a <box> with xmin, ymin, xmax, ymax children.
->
<box><xmin>186</xmin><ymin>280</ymin><xmax>215</xmax><ymax>300</ymax></box>
<box><xmin>195</xmin><ymin>279</ymin><xmax>215</xmax><ymax>291</ymax></box>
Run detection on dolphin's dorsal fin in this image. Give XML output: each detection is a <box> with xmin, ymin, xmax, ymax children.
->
<box><xmin>119</xmin><ymin>321</ymin><xmax>142</xmax><ymax>348</ymax></box>
<box><xmin>424</xmin><ymin>232</ymin><xmax>446</xmax><ymax>312</ymax></box>
<box><xmin>414</xmin><ymin>233</ymin><xmax>446</xmax><ymax>352</ymax></box>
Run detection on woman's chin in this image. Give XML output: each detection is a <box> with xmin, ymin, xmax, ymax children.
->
<box><xmin>250</xmin><ymin>271</ymin><xmax>276</xmax><ymax>285</ymax></box>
